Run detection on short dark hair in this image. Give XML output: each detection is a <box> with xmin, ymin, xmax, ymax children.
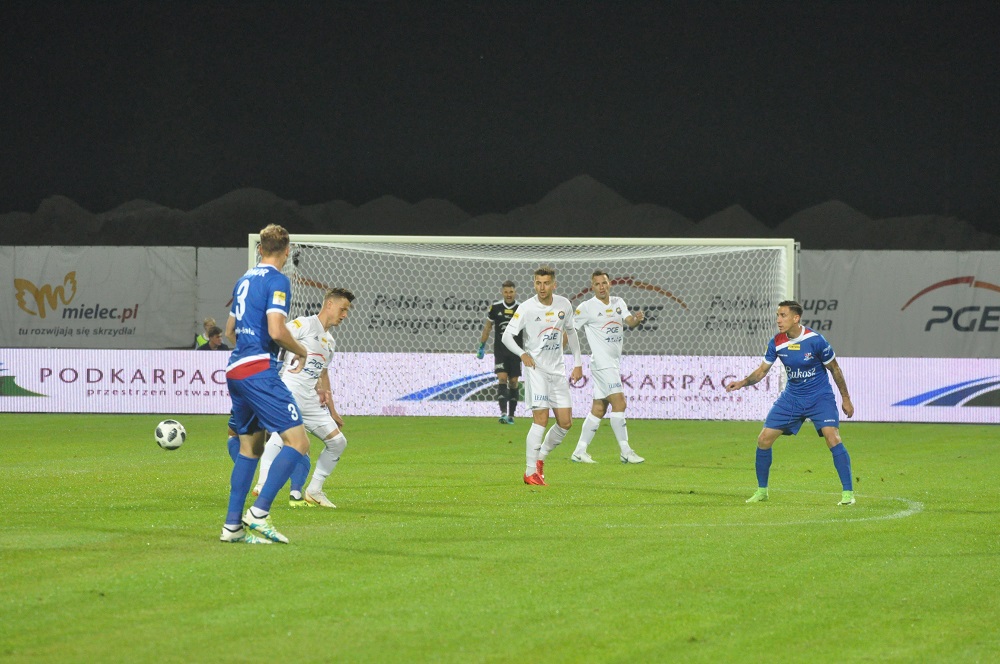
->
<box><xmin>591</xmin><ymin>269</ymin><xmax>609</xmax><ymax>280</ymax></box>
<box><xmin>534</xmin><ymin>266</ymin><xmax>555</xmax><ymax>279</ymax></box>
<box><xmin>501</xmin><ymin>280</ymin><xmax>515</xmax><ymax>289</ymax></box>
<box><xmin>325</xmin><ymin>287</ymin><xmax>356</xmax><ymax>303</ymax></box>
<box><xmin>778</xmin><ymin>300</ymin><xmax>803</xmax><ymax>317</ymax></box>
<box><xmin>207</xmin><ymin>326</ymin><xmax>223</xmax><ymax>337</ymax></box>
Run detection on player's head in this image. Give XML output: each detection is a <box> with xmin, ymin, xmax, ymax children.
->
<box><xmin>533</xmin><ymin>266</ymin><xmax>556</xmax><ymax>300</ymax></box>
<box><xmin>259</xmin><ymin>224</ymin><xmax>290</xmax><ymax>259</ymax></box>
<box><xmin>591</xmin><ymin>270</ymin><xmax>611</xmax><ymax>299</ymax></box>
<box><xmin>776</xmin><ymin>300</ymin><xmax>803</xmax><ymax>334</ymax></box>
<box><xmin>322</xmin><ymin>287</ymin><xmax>355</xmax><ymax>327</ymax></box>
<box><xmin>501</xmin><ymin>280</ymin><xmax>516</xmax><ymax>304</ymax></box>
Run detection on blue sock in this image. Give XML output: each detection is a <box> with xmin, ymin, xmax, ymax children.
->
<box><xmin>226</xmin><ymin>454</ymin><xmax>259</xmax><ymax>525</ymax></box>
<box><xmin>290</xmin><ymin>453</ymin><xmax>311</xmax><ymax>493</ymax></box>
<box><xmin>253</xmin><ymin>446</ymin><xmax>304</xmax><ymax>512</ymax></box>
<box><xmin>226</xmin><ymin>436</ymin><xmax>239</xmax><ymax>463</ymax></box>
<box><xmin>830</xmin><ymin>443</ymin><xmax>853</xmax><ymax>490</ymax></box>
<box><xmin>755</xmin><ymin>447</ymin><xmax>772</xmax><ymax>488</ymax></box>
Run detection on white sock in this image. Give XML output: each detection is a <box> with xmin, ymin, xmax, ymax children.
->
<box><xmin>610</xmin><ymin>412</ymin><xmax>630</xmax><ymax>453</ymax></box>
<box><xmin>574</xmin><ymin>413</ymin><xmax>602</xmax><ymax>454</ymax></box>
<box><xmin>525</xmin><ymin>423</ymin><xmax>545</xmax><ymax>475</ymax></box>
<box><xmin>255</xmin><ymin>432</ymin><xmax>284</xmax><ymax>489</ymax></box>
<box><xmin>539</xmin><ymin>425</ymin><xmax>569</xmax><ymax>460</ymax></box>
<box><xmin>308</xmin><ymin>433</ymin><xmax>347</xmax><ymax>494</ymax></box>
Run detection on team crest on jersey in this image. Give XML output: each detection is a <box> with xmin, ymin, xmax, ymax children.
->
<box><xmin>272</xmin><ymin>291</ymin><xmax>287</xmax><ymax>306</ymax></box>
<box><xmin>616</xmin><ymin>307</ymin><xmax>622</xmax><ymax>314</ymax></box>
<box><xmin>558</xmin><ymin>311</ymin><xmax>565</xmax><ymax>319</ymax></box>
<box><xmin>803</xmin><ymin>352</ymin><xmax>813</xmax><ymax>360</ymax></box>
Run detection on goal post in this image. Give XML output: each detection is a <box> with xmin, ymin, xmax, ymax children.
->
<box><xmin>248</xmin><ymin>234</ymin><xmax>798</xmax><ymax>419</ymax></box>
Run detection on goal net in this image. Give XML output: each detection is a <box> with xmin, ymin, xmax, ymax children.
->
<box><xmin>247</xmin><ymin>235</ymin><xmax>796</xmax><ymax>419</ymax></box>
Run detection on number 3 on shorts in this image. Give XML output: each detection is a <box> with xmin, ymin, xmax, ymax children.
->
<box><xmin>287</xmin><ymin>403</ymin><xmax>300</xmax><ymax>422</ymax></box>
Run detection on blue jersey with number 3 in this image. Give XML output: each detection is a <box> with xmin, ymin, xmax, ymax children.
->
<box><xmin>226</xmin><ymin>264</ymin><xmax>292</xmax><ymax>379</ymax></box>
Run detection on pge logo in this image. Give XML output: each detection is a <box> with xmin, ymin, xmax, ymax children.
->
<box><xmin>15</xmin><ymin>272</ymin><xmax>77</xmax><ymax>319</ymax></box>
<box><xmin>901</xmin><ymin>276</ymin><xmax>1000</xmax><ymax>332</ymax></box>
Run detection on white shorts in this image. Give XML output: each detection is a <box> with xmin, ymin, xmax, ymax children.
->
<box><xmin>294</xmin><ymin>391</ymin><xmax>340</xmax><ymax>441</ymax></box>
<box><xmin>590</xmin><ymin>367</ymin><xmax>624</xmax><ymax>400</ymax></box>
<box><xmin>524</xmin><ymin>367</ymin><xmax>573</xmax><ymax>410</ymax></box>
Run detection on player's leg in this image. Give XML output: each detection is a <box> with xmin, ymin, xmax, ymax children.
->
<box><xmin>746</xmin><ymin>427</ymin><xmax>783</xmax><ymax>503</ymax></box>
<box><xmin>607</xmin><ymin>390</ymin><xmax>643</xmax><ymax>463</ymax></box>
<box><xmin>808</xmin><ymin>393</ymin><xmax>854</xmax><ymax>504</ymax></box>
<box><xmin>572</xmin><ymin>399</ymin><xmax>606</xmax><ymax>463</ymax></box>
<box><xmin>505</xmin><ymin>356</ymin><xmax>521</xmax><ymax>423</ymax></box>
<box><xmin>523</xmin><ymin>368</ymin><xmax>548</xmax><ymax>484</ymax></box>
<box><xmin>537</xmin><ymin>375</ymin><xmax>574</xmax><ymax>480</ymax></box>
<box><xmin>305</xmin><ymin>413</ymin><xmax>346</xmax><ymax>508</ymax></box>
<box><xmin>288</xmin><ymin>450</ymin><xmax>311</xmax><ymax>505</ymax></box>
<box><xmin>253</xmin><ymin>431</ymin><xmax>284</xmax><ymax>495</ymax></box>
<box><xmin>220</xmin><ymin>384</ymin><xmax>269</xmax><ymax>543</ymax></box>
<box><xmin>495</xmin><ymin>366</ymin><xmax>510</xmax><ymax>422</ymax></box>
<box><xmin>243</xmin><ymin>375</ymin><xmax>308</xmax><ymax>543</ymax></box>
<box><xmin>226</xmin><ymin>425</ymin><xmax>239</xmax><ymax>462</ymax></box>
<box><xmin>286</xmin><ymin>396</ymin><xmax>333</xmax><ymax>506</ymax></box>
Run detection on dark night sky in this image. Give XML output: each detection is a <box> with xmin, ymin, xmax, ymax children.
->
<box><xmin>3</xmin><ymin>1</ymin><xmax>999</xmax><ymax>233</ymax></box>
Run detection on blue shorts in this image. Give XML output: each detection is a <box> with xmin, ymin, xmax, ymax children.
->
<box><xmin>227</xmin><ymin>371</ymin><xmax>302</xmax><ymax>436</ymax></box>
<box><xmin>764</xmin><ymin>390</ymin><xmax>840</xmax><ymax>436</ymax></box>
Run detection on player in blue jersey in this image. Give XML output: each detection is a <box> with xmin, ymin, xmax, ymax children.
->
<box><xmin>219</xmin><ymin>224</ymin><xmax>311</xmax><ymax>544</ymax></box>
<box><xmin>725</xmin><ymin>300</ymin><xmax>856</xmax><ymax>506</ymax></box>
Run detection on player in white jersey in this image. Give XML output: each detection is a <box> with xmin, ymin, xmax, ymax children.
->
<box><xmin>570</xmin><ymin>270</ymin><xmax>646</xmax><ymax>464</ymax></box>
<box><xmin>254</xmin><ymin>288</ymin><xmax>355</xmax><ymax>508</ymax></box>
<box><xmin>502</xmin><ymin>266</ymin><xmax>583</xmax><ymax>486</ymax></box>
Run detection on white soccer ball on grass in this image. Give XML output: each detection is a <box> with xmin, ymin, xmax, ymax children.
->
<box><xmin>155</xmin><ymin>419</ymin><xmax>186</xmax><ymax>450</ymax></box>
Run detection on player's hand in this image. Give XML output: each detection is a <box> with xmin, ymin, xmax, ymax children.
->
<box><xmin>476</xmin><ymin>342</ymin><xmax>486</xmax><ymax>359</ymax></box>
<box><xmin>725</xmin><ymin>379</ymin><xmax>743</xmax><ymax>393</ymax></box>
<box><xmin>286</xmin><ymin>352</ymin><xmax>307</xmax><ymax>373</ymax></box>
<box><xmin>570</xmin><ymin>366</ymin><xmax>583</xmax><ymax>384</ymax></box>
<box><xmin>521</xmin><ymin>353</ymin><xmax>535</xmax><ymax>369</ymax></box>
<box><xmin>632</xmin><ymin>309</ymin><xmax>645</xmax><ymax>326</ymax></box>
<box><xmin>332</xmin><ymin>412</ymin><xmax>345</xmax><ymax>428</ymax></box>
<box><xmin>842</xmin><ymin>397</ymin><xmax>854</xmax><ymax>418</ymax></box>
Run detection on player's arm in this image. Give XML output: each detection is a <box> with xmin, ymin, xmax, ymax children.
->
<box><xmin>825</xmin><ymin>358</ymin><xmax>854</xmax><ymax>418</ymax></box>
<box><xmin>268</xmin><ymin>312</ymin><xmax>308</xmax><ymax>373</ymax></box>
<box><xmin>477</xmin><ymin>319</ymin><xmax>492</xmax><ymax>358</ymax></box>
<box><xmin>502</xmin><ymin>313</ymin><xmax>531</xmax><ymax>368</ymax></box>
<box><xmin>224</xmin><ymin>313</ymin><xmax>237</xmax><ymax>346</ymax></box>
<box><xmin>316</xmin><ymin>368</ymin><xmax>343</xmax><ymax>427</ymax></box>
<box><xmin>725</xmin><ymin>361</ymin><xmax>773</xmax><ymax>392</ymax></box>
<box><xmin>565</xmin><ymin>325</ymin><xmax>583</xmax><ymax>382</ymax></box>
<box><xmin>625</xmin><ymin>309</ymin><xmax>645</xmax><ymax>328</ymax></box>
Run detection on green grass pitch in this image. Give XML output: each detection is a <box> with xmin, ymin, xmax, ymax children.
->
<box><xmin>1</xmin><ymin>414</ymin><xmax>998</xmax><ymax>662</ymax></box>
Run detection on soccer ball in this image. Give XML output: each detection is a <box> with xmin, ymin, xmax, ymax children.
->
<box><xmin>155</xmin><ymin>419</ymin><xmax>186</xmax><ymax>450</ymax></box>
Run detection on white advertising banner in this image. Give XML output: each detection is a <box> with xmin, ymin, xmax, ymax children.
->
<box><xmin>0</xmin><ymin>246</ymin><xmax>196</xmax><ymax>349</ymax></box>
<box><xmin>2</xmin><ymin>349</ymin><xmax>997</xmax><ymax>423</ymax></box>
<box><xmin>799</xmin><ymin>251</ymin><xmax>1000</xmax><ymax>358</ymax></box>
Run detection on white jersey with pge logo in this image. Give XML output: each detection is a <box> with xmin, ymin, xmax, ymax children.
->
<box><xmin>280</xmin><ymin>315</ymin><xmax>335</xmax><ymax>397</ymax></box>
<box><xmin>502</xmin><ymin>294</ymin><xmax>581</xmax><ymax>374</ymax></box>
<box><xmin>574</xmin><ymin>295</ymin><xmax>630</xmax><ymax>371</ymax></box>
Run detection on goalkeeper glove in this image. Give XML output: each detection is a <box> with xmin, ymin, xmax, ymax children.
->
<box><xmin>476</xmin><ymin>342</ymin><xmax>486</xmax><ymax>359</ymax></box>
